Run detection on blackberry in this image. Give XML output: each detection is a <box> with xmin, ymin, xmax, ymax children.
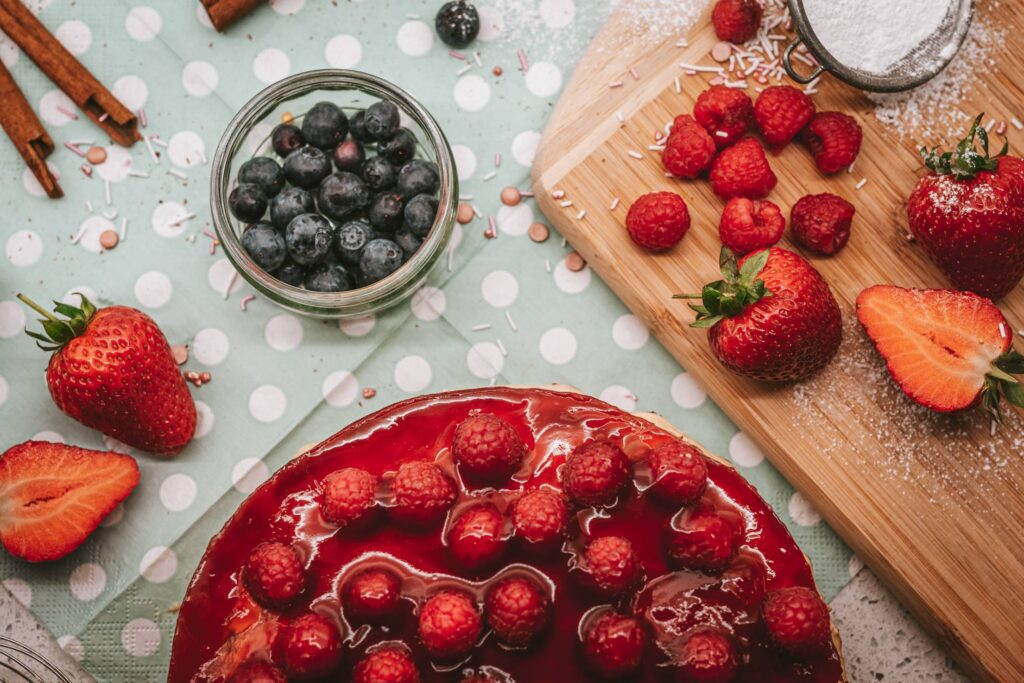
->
<box><xmin>271</xmin><ymin>123</ymin><xmax>304</xmax><ymax>158</ymax></box>
<box><xmin>397</xmin><ymin>159</ymin><xmax>439</xmax><ymax>198</ymax></box>
<box><xmin>360</xmin><ymin>238</ymin><xmax>404</xmax><ymax>281</ymax></box>
<box><xmin>241</xmin><ymin>222</ymin><xmax>287</xmax><ymax>272</ymax></box>
<box><xmin>435</xmin><ymin>1</ymin><xmax>480</xmax><ymax>49</ymax></box>
<box><xmin>394</xmin><ymin>228</ymin><xmax>422</xmax><ymax>259</ymax></box>
<box><xmin>317</xmin><ymin>172</ymin><xmax>371</xmax><ymax>221</ymax></box>
<box><xmin>349</xmin><ymin>110</ymin><xmax>372</xmax><ymax>143</ymax></box>
<box><xmin>361</xmin><ymin>156</ymin><xmax>397</xmax><ymax>192</ymax></box>
<box><xmin>305</xmin><ymin>263</ymin><xmax>353</xmax><ymax>292</ymax></box>
<box><xmin>379</xmin><ymin>128</ymin><xmax>417</xmax><ymax>166</ymax></box>
<box><xmin>302</xmin><ymin>101</ymin><xmax>348</xmax><ymax>150</ymax></box>
<box><xmin>364</xmin><ymin>101</ymin><xmax>401</xmax><ymax>142</ymax></box>
<box><xmin>229</xmin><ymin>183</ymin><xmax>268</xmax><ymax>222</ymax></box>
<box><xmin>270</xmin><ymin>187</ymin><xmax>315</xmax><ymax>231</ymax></box>
<box><xmin>238</xmin><ymin>156</ymin><xmax>285</xmax><ymax>197</ymax></box>
<box><xmin>335</xmin><ymin>219</ymin><xmax>374</xmax><ymax>266</ymax></box>
<box><xmin>404</xmin><ymin>194</ymin><xmax>438</xmax><ymax>238</ymax></box>
<box><xmin>368</xmin><ymin>192</ymin><xmax>405</xmax><ymax>233</ymax></box>
<box><xmin>333</xmin><ymin>139</ymin><xmax>366</xmax><ymax>174</ymax></box>
<box><xmin>283</xmin><ymin>146</ymin><xmax>332</xmax><ymax>188</ymax></box>
<box><xmin>274</xmin><ymin>260</ymin><xmax>307</xmax><ymax>287</ymax></box>
<box><xmin>285</xmin><ymin>213</ymin><xmax>334</xmax><ymax>265</ymax></box>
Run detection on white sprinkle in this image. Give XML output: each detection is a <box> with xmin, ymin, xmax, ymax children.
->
<box><xmin>85</xmin><ymin>200</ymin><xmax>94</xmax><ymax>212</ymax></box>
<box><xmin>504</xmin><ymin>310</ymin><xmax>517</xmax><ymax>332</ymax></box>
<box><xmin>679</xmin><ymin>63</ymin><xmax>724</xmax><ymax>74</ymax></box>
<box><xmin>999</xmin><ymin>323</ymin><xmax>1007</xmax><ymax>338</ymax></box>
<box><xmin>456</xmin><ymin>64</ymin><xmax>473</xmax><ymax>76</ymax></box>
<box><xmin>676</xmin><ymin>38</ymin><xmax>688</xmax><ymax>48</ymax></box>
<box><xmin>552</xmin><ymin>190</ymin><xmax>565</xmax><ymax>199</ymax></box>
<box><xmin>1012</xmin><ymin>117</ymin><xmax>1024</xmax><ymax>130</ymax></box>
<box><xmin>627</xmin><ymin>150</ymin><xmax>644</xmax><ymax>159</ymax></box>
<box><xmin>168</xmin><ymin>168</ymin><xmax>187</xmax><ymax>180</ymax></box>
<box><xmin>474</xmin><ymin>51</ymin><xmax>482</xmax><ymax>67</ymax></box>
<box><xmin>674</xmin><ymin>76</ymin><xmax>681</xmax><ymax>93</ymax></box>
<box><xmin>102</xmin><ymin>209</ymin><xmax>117</xmax><ymax>220</ymax></box>
<box><xmin>483</xmin><ymin>171</ymin><xmax>497</xmax><ymax>181</ymax></box>
<box><xmin>223</xmin><ymin>271</ymin><xmax>238</xmax><ymax>300</ymax></box>
<box><xmin>127</xmin><ymin>170</ymin><xmax>149</xmax><ymax>178</ymax></box>
<box><xmin>609</xmin><ymin>197</ymin><xmax>620</xmax><ymax>210</ymax></box>
<box><xmin>169</xmin><ymin>212</ymin><xmax>196</xmax><ymax>227</ymax></box>
<box><xmin>847</xmin><ymin>161</ymin><xmax>856</xmax><ymax>174</ymax></box>
<box><xmin>143</xmin><ymin>136</ymin><xmax>159</xmax><ymax>163</ymax></box>
<box><xmin>459</xmin><ymin>195</ymin><xmax>474</xmax><ymax>201</ymax></box>
<box><xmin>575</xmin><ymin>209</ymin><xmax>587</xmax><ymax>220</ymax></box>
<box><xmin>615</xmin><ymin>110</ymin><xmax>624</xmax><ymax>124</ymax></box>
<box><xmin>472</xmin><ymin>323</ymin><xmax>492</xmax><ymax>332</ymax></box>
<box><xmin>119</xmin><ymin>217</ymin><xmax>128</xmax><ymax>240</ymax></box>
<box><xmin>647</xmin><ymin>144</ymin><xmax>665</xmax><ymax>151</ymax></box>
<box><xmin>715</xmin><ymin>130</ymin><xmax>729</xmax><ymax>138</ymax></box>
<box><xmin>198</xmin><ymin>149</ymin><xmax>208</xmax><ymax>164</ymax></box>
<box><xmin>149</xmin><ymin>135</ymin><xmax>168</xmax><ymax>148</ymax></box>
<box><xmin>561</xmin><ymin>237</ymin><xmax>567</xmax><ymax>248</ymax></box>
<box><xmin>855</xmin><ymin>178</ymin><xmax>868</xmax><ymax>190</ymax></box>
<box><xmin>70</xmin><ymin>223</ymin><xmax>88</xmax><ymax>244</ymax></box>
<box><xmin>496</xmin><ymin>338</ymin><xmax>508</xmax><ymax>356</ymax></box>
<box><xmin>489</xmin><ymin>377</ymin><xmax>496</xmax><ymax>387</ymax></box>
<box><xmin>985</xmin><ymin>119</ymin><xmax>996</xmax><ymax>132</ymax></box>
<box><xmin>991</xmin><ymin>420</ymin><xmax>998</xmax><ymax>436</ymax></box>
<box><xmin>792</xmin><ymin>51</ymin><xmax>816</xmax><ymax>68</ymax></box>
<box><xmin>544</xmin><ymin>258</ymin><xmax>552</xmax><ymax>273</ymax></box>
<box><xmin>104</xmin><ymin>179</ymin><xmax>112</xmax><ymax>205</ymax></box>
<box><xmin>724</xmin><ymin>80</ymin><xmax>748</xmax><ymax>89</ymax></box>
<box><xmin>472</xmin><ymin>205</ymin><xmax>483</xmax><ymax>219</ymax></box>
<box><xmin>560</xmin><ymin>200</ymin><xmax>573</xmax><ymax>208</ymax></box>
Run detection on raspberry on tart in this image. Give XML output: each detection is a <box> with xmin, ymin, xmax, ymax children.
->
<box><xmin>665</xmin><ymin>509</ymin><xmax>738</xmax><ymax>572</ymax></box>
<box><xmin>243</xmin><ymin>542</ymin><xmax>305</xmax><ymax>608</ymax></box>
<box><xmin>579</xmin><ymin>535</ymin><xmax>643</xmax><ymax>598</ymax></box>
<box><xmin>226</xmin><ymin>661</ymin><xmax>287</xmax><ymax>683</ymax></box>
<box><xmin>344</xmin><ymin>568</ymin><xmax>403</xmax><ymax>624</ymax></box>
<box><xmin>277</xmin><ymin>613</ymin><xmax>343</xmax><ymax>679</ymax></box>
<box><xmin>678</xmin><ymin>629</ymin><xmax>738</xmax><ymax>683</ymax></box>
<box><xmin>321</xmin><ymin>467</ymin><xmax>379</xmax><ymax>526</ymax></box>
<box><xmin>485</xmin><ymin>576</ymin><xmax>550</xmax><ymax>646</ymax></box>
<box><xmin>646</xmin><ymin>440</ymin><xmax>708</xmax><ymax>506</ymax></box>
<box><xmin>561</xmin><ymin>440</ymin><xmax>631</xmax><ymax>507</ymax></box>
<box><xmin>447</xmin><ymin>503</ymin><xmax>507</xmax><ymax>569</ymax></box>
<box><xmin>762</xmin><ymin>586</ymin><xmax>832</xmax><ymax>658</ymax></box>
<box><xmin>418</xmin><ymin>591</ymin><xmax>483</xmax><ymax>660</ymax></box>
<box><xmin>390</xmin><ymin>461</ymin><xmax>457</xmax><ymax>525</ymax></box>
<box><xmin>352</xmin><ymin>645</ymin><xmax>421</xmax><ymax>683</ymax></box>
<box><xmin>511</xmin><ymin>487</ymin><xmax>569</xmax><ymax>552</ymax></box>
<box><xmin>452</xmin><ymin>413</ymin><xmax>526</xmax><ymax>482</ymax></box>
<box><xmin>582</xmin><ymin>610</ymin><xmax>647</xmax><ymax>678</ymax></box>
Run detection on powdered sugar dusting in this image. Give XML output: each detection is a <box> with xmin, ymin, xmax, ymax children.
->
<box><xmin>611</xmin><ymin>0</ymin><xmax>709</xmax><ymax>44</ymax></box>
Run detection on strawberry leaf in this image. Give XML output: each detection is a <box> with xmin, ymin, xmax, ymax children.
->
<box><xmin>922</xmin><ymin>113</ymin><xmax>1005</xmax><ymax>179</ymax></box>
<box><xmin>995</xmin><ymin>349</ymin><xmax>1024</xmax><ymax>374</ymax></box>
<box><xmin>674</xmin><ymin>247</ymin><xmax>773</xmax><ymax>328</ymax></box>
<box><xmin>17</xmin><ymin>292</ymin><xmax>98</xmax><ymax>354</ymax></box>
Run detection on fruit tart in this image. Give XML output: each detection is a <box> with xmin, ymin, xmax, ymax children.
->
<box><xmin>170</xmin><ymin>387</ymin><xmax>845</xmax><ymax>682</ymax></box>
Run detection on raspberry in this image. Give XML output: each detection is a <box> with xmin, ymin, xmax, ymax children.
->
<box><xmin>625</xmin><ymin>192</ymin><xmax>691</xmax><ymax>251</ymax></box>
<box><xmin>418</xmin><ymin>591</ymin><xmax>482</xmax><ymax>660</ymax></box>
<box><xmin>709</xmin><ymin>137</ymin><xmax>777</xmax><ymax>200</ymax></box>
<box><xmin>800</xmin><ymin>111</ymin><xmax>863</xmax><ymax>174</ymax></box>
<box><xmin>581</xmin><ymin>535</ymin><xmax>642</xmax><ymax>598</ymax></box>
<box><xmin>460</xmin><ymin>673</ymin><xmax>499</xmax><ymax>683</ymax></box>
<box><xmin>485</xmin><ymin>576</ymin><xmax>550</xmax><ymax>646</ymax></box>
<box><xmin>278</xmin><ymin>613</ymin><xmax>343</xmax><ymax>679</ymax></box>
<box><xmin>754</xmin><ymin>85</ymin><xmax>815</xmax><ymax>148</ymax></box>
<box><xmin>646</xmin><ymin>441</ymin><xmax>708</xmax><ymax>506</ymax></box>
<box><xmin>343</xmin><ymin>568</ymin><xmax>402</xmax><ymax>623</ymax></box>
<box><xmin>321</xmin><ymin>467</ymin><xmax>379</xmax><ymax>526</ymax></box>
<box><xmin>665</xmin><ymin>511</ymin><xmax>736</xmax><ymax>572</ymax></box>
<box><xmin>451</xmin><ymin>413</ymin><xmax>526</xmax><ymax>482</ymax></box>
<box><xmin>762</xmin><ymin>586</ymin><xmax>831</xmax><ymax>658</ymax></box>
<box><xmin>447</xmin><ymin>503</ymin><xmax>506</xmax><ymax>569</ymax></box>
<box><xmin>581</xmin><ymin>611</ymin><xmax>647</xmax><ymax>678</ymax></box>
<box><xmin>718</xmin><ymin>197</ymin><xmax>786</xmax><ymax>255</ymax></box>
<box><xmin>693</xmin><ymin>86</ymin><xmax>753</xmax><ymax>149</ymax></box>
<box><xmin>390</xmin><ymin>461</ymin><xmax>457</xmax><ymax>525</ymax></box>
<box><xmin>561</xmin><ymin>440</ymin><xmax>631</xmax><ymax>507</ymax></box>
<box><xmin>511</xmin><ymin>487</ymin><xmax>569</xmax><ymax>551</ymax></box>
<box><xmin>677</xmin><ymin>629</ymin><xmax>738</xmax><ymax>683</ymax></box>
<box><xmin>227</xmin><ymin>661</ymin><xmax>287</xmax><ymax>683</ymax></box>
<box><xmin>352</xmin><ymin>647</ymin><xmax>420</xmax><ymax>683</ymax></box>
<box><xmin>790</xmin><ymin>193</ymin><xmax>855</xmax><ymax>255</ymax></box>
<box><xmin>711</xmin><ymin>0</ymin><xmax>762</xmax><ymax>43</ymax></box>
<box><xmin>662</xmin><ymin>115</ymin><xmax>716</xmax><ymax>179</ymax></box>
<box><xmin>243</xmin><ymin>542</ymin><xmax>305</xmax><ymax>608</ymax></box>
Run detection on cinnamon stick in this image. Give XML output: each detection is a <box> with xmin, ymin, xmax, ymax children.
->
<box><xmin>0</xmin><ymin>0</ymin><xmax>139</xmax><ymax>147</ymax></box>
<box><xmin>0</xmin><ymin>60</ymin><xmax>61</xmax><ymax>198</ymax></box>
<box><xmin>201</xmin><ymin>0</ymin><xmax>265</xmax><ymax>32</ymax></box>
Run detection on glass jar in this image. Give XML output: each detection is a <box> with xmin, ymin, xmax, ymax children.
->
<box><xmin>210</xmin><ymin>69</ymin><xmax>457</xmax><ymax>318</ymax></box>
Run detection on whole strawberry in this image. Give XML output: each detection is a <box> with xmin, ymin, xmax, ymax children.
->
<box><xmin>676</xmin><ymin>247</ymin><xmax>842</xmax><ymax>382</ymax></box>
<box><xmin>908</xmin><ymin>114</ymin><xmax>1024</xmax><ymax>299</ymax></box>
<box><xmin>18</xmin><ymin>293</ymin><xmax>195</xmax><ymax>454</ymax></box>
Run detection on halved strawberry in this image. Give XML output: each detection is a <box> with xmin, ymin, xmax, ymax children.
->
<box><xmin>0</xmin><ymin>441</ymin><xmax>140</xmax><ymax>562</ymax></box>
<box><xmin>856</xmin><ymin>285</ymin><xmax>1024</xmax><ymax>419</ymax></box>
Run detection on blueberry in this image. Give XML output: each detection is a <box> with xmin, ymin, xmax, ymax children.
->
<box><xmin>283</xmin><ymin>146</ymin><xmax>331</xmax><ymax>188</ymax></box>
<box><xmin>397</xmin><ymin>159</ymin><xmax>439</xmax><ymax>198</ymax></box>
<box><xmin>364</xmin><ymin>101</ymin><xmax>401</xmax><ymax>141</ymax></box>
<box><xmin>404</xmin><ymin>194</ymin><xmax>438</xmax><ymax>238</ymax></box>
<box><xmin>335</xmin><ymin>219</ymin><xmax>374</xmax><ymax>266</ymax></box>
<box><xmin>285</xmin><ymin>213</ymin><xmax>334</xmax><ymax>265</ymax></box>
<box><xmin>272</xmin><ymin>123</ymin><xmax>304</xmax><ymax>158</ymax></box>
<box><xmin>379</xmin><ymin>128</ymin><xmax>417</xmax><ymax>166</ymax></box>
<box><xmin>333</xmin><ymin>139</ymin><xmax>366</xmax><ymax>173</ymax></box>
<box><xmin>302</xmin><ymin>101</ymin><xmax>348</xmax><ymax>150</ymax></box>
<box><xmin>361</xmin><ymin>156</ymin><xmax>397</xmax><ymax>191</ymax></box>
<box><xmin>349</xmin><ymin>110</ymin><xmax>372</xmax><ymax>143</ymax></box>
<box><xmin>241</xmin><ymin>222</ymin><xmax>287</xmax><ymax>272</ymax></box>
<box><xmin>435</xmin><ymin>1</ymin><xmax>480</xmax><ymax>48</ymax></box>
<box><xmin>270</xmin><ymin>187</ymin><xmax>315</xmax><ymax>231</ymax></box>
<box><xmin>305</xmin><ymin>263</ymin><xmax>353</xmax><ymax>292</ymax></box>
<box><xmin>369</xmin><ymin>192</ymin><xmax>405</xmax><ymax>233</ymax></box>
<box><xmin>360</xmin><ymin>238</ymin><xmax>404</xmax><ymax>282</ymax></box>
<box><xmin>274</xmin><ymin>260</ymin><xmax>306</xmax><ymax>287</ymax></box>
<box><xmin>229</xmin><ymin>183</ymin><xmax>268</xmax><ymax>222</ymax></box>
<box><xmin>317</xmin><ymin>172</ymin><xmax>370</xmax><ymax>221</ymax></box>
<box><xmin>238</xmin><ymin>156</ymin><xmax>285</xmax><ymax>197</ymax></box>
<box><xmin>394</xmin><ymin>228</ymin><xmax>422</xmax><ymax>259</ymax></box>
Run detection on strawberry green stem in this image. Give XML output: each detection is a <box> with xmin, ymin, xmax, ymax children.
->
<box><xmin>16</xmin><ymin>293</ymin><xmax>59</xmax><ymax>323</ymax></box>
<box><xmin>17</xmin><ymin>292</ymin><xmax>97</xmax><ymax>353</ymax></box>
<box><xmin>673</xmin><ymin>247</ymin><xmax>772</xmax><ymax>329</ymax></box>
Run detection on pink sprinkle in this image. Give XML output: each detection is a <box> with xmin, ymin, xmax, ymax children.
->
<box><xmin>608</xmin><ymin>81</ymin><xmax>623</xmax><ymax>88</ymax></box>
<box><xmin>520</xmin><ymin>191</ymin><xmax>534</xmax><ymax>198</ymax></box>
<box><xmin>488</xmin><ymin>215</ymin><xmax>497</xmax><ymax>235</ymax></box>
<box><xmin>138</xmin><ymin>108</ymin><xmax>147</xmax><ymax>128</ymax></box>
<box><xmin>629</xmin><ymin>67</ymin><xmax>640</xmax><ymax>80</ymax></box>
<box><xmin>80</xmin><ymin>164</ymin><xmax>92</xmax><ymax>177</ymax></box>
<box><xmin>709</xmin><ymin>75</ymin><xmax>726</xmax><ymax>86</ymax></box>
<box><xmin>517</xmin><ymin>48</ymin><xmax>529</xmax><ymax>72</ymax></box>
<box><xmin>240</xmin><ymin>295</ymin><xmax>255</xmax><ymax>311</ymax></box>
<box><xmin>202</xmin><ymin>229</ymin><xmax>217</xmax><ymax>240</ymax></box>
<box><xmin>64</xmin><ymin>142</ymin><xmax>86</xmax><ymax>157</ymax></box>
<box><xmin>56</xmin><ymin>105</ymin><xmax>78</xmax><ymax>120</ymax></box>
<box><xmin>494</xmin><ymin>152</ymin><xmax>502</xmax><ymax>167</ymax></box>
<box><xmin>208</xmin><ymin>241</ymin><xmax>216</xmax><ymax>255</ymax></box>
<box><xmin>98</xmin><ymin>112</ymin><xmax>109</xmax><ymax>123</ymax></box>
<box><xmin>449</xmin><ymin>50</ymin><xmax>466</xmax><ymax>60</ymax></box>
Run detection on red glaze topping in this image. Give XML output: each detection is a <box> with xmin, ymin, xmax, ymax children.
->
<box><xmin>170</xmin><ymin>388</ymin><xmax>843</xmax><ymax>682</ymax></box>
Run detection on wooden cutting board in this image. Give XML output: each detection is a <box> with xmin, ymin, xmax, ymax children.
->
<box><xmin>531</xmin><ymin>2</ymin><xmax>1024</xmax><ymax>681</ymax></box>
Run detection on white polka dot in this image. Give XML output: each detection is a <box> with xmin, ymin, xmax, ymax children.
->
<box><xmin>62</xmin><ymin>286</ymin><xmax>97</xmax><ymax>306</ymax></box>
<box><xmin>140</xmin><ymin>546</ymin><xmax>177</xmax><ymax>583</ymax></box>
<box><xmin>525</xmin><ymin>62</ymin><xmax>563</xmax><ymax>98</ymax></box>
<box><xmin>728</xmin><ymin>432</ymin><xmax>765</xmax><ymax>468</ymax></box>
<box><xmin>264</xmin><ymin>314</ymin><xmax>303</xmax><ymax>351</ymax></box>
<box><xmin>196</xmin><ymin>2</ymin><xmax>214</xmax><ymax>28</ymax></box>
<box><xmin>121</xmin><ymin>618</ymin><xmax>160</xmax><ymax>657</ymax></box>
<box><xmin>125</xmin><ymin>6</ymin><xmax>162</xmax><ymax>41</ymax></box>
<box><xmin>194</xmin><ymin>400</ymin><xmax>214</xmax><ymax>438</ymax></box>
<box><xmin>246</xmin><ymin>122</ymin><xmax>275</xmax><ymax>155</ymax></box>
<box><xmin>182</xmin><ymin>61</ymin><xmax>219</xmax><ymax>97</ymax></box>
<box><xmin>600</xmin><ymin>385</ymin><xmax>637</xmax><ymax>412</ymax></box>
<box><xmin>0</xmin><ymin>300</ymin><xmax>26</xmax><ymax>338</ymax></box>
<box><xmin>612</xmin><ymin>314</ymin><xmax>649</xmax><ymax>350</ymax></box>
<box><xmin>539</xmin><ymin>327</ymin><xmax>577</xmax><ymax>365</ymax></box>
<box><xmin>232</xmin><ymin>458</ymin><xmax>269</xmax><ymax>494</ymax></box>
<box><xmin>75</xmin><ymin>216</ymin><xmax>116</xmax><ymax>253</ymax></box>
<box><xmin>191</xmin><ymin>328</ymin><xmax>230</xmax><ymax>366</ymax></box>
<box><xmin>103</xmin><ymin>435</ymin><xmax>137</xmax><ymax>457</ymax></box>
<box><xmin>394</xmin><ymin>355</ymin><xmax>431</xmax><ymax>393</ymax></box>
<box><xmin>453</xmin><ymin>74</ymin><xmax>491</xmax><ymax>112</ymax></box>
<box><xmin>22</xmin><ymin>162</ymin><xmax>60</xmax><ymax>196</ymax></box>
<box><xmin>497</xmin><ymin>202</ymin><xmax>533</xmax><ymax>236</ymax></box>
<box><xmin>58</xmin><ymin>635</ymin><xmax>84</xmax><ymax>661</ymax></box>
<box><xmin>481</xmin><ymin>270</ymin><xmax>518</xmax><ymax>308</ymax></box>
<box><xmin>539</xmin><ymin>0</ymin><xmax>576</xmax><ymax>27</ymax></box>
<box><xmin>152</xmin><ymin>200</ymin><xmax>191</xmax><ymax>237</ymax></box>
<box><xmin>134</xmin><ymin>271</ymin><xmax>173</xmax><ymax>309</ymax></box>
<box><xmin>249</xmin><ymin>385</ymin><xmax>287</xmax><ymax>423</ymax></box>
<box><xmin>270</xmin><ymin>0</ymin><xmax>304</xmax><ymax>14</ymax></box>
<box><xmin>511</xmin><ymin>130</ymin><xmax>542</xmax><ymax>167</ymax></box>
<box><xmin>476</xmin><ymin>5</ymin><xmax>504</xmax><ymax>41</ymax></box>
<box><xmin>94</xmin><ymin>145</ymin><xmax>133</xmax><ymax>183</ymax></box>
<box><xmin>55</xmin><ymin>20</ymin><xmax>91</xmax><ymax>55</ymax></box>
<box><xmin>0</xmin><ymin>375</ymin><xmax>7</xmax><ymax>409</ymax></box>
<box><xmin>102</xmin><ymin>509</ymin><xmax>124</xmax><ymax>529</ymax></box>
<box><xmin>553</xmin><ymin>257</ymin><xmax>591</xmax><ymax>294</ymax></box>
<box><xmin>0</xmin><ymin>33</ymin><xmax>18</xmax><ymax>68</ymax></box>
<box><xmin>6</xmin><ymin>230</ymin><xmax>42</xmax><ymax>266</ymax></box>
<box><xmin>69</xmin><ymin>563</ymin><xmax>106</xmax><ymax>602</ymax></box>
<box><xmin>3</xmin><ymin>578</ymin><xmax>30</xmax><ymax>607</ymax></box>
<box><xmin>396</xmin><ymin>20</ymin><xmax>433</xmax><ymax>56</ymax></box>
<box><xmin>788</xmin><ymin>491</ymin><xmax>822</xmax><ymax>527</ymax></box>
<box><xmin>671</xmin><ymin>372</ymin><xmax>707</xmax><ymax>409</ymax></box>
<box><xmin>322</xmin><ymin>370</ymin><xmax>358</xmax><ymax>407</ymax></box>
<box><xmin>38</xmin><ymin>89</ymin><xmax>76</xmax><ymax>126</ymax></box>
<box><xmin>411</xmin><ymin>286</ymin><xmax>446</xmax><ymax>321</ymax></box>
<box><xmin>340</xmin><ymin>315</ymin><xmax>375</xmax><ymax>337</ymax></box>
<box><xmin>467</xmin><ymin>342</ymin><xmax>504</xmax><ymax>379</ymax></box>
<box><xmin>159</xmin><ymin>474</ymin><xmax>197</xmax><ymax>512</ymax></box>
<box><xmin>848</xmin><ymin>554</ymin><xmax>865</xmax><ymax>577</ymax></box>
<box><xmin>111</xmin><ymin>75</ymin><xmax>148</xmax><ymax>111</ymax></box>
<box><xmin>452</xmin><ymin>144</ymin><xmax>477</xmax><ymax>181</ymax></box>
<box><xmin>167</xmin><ymin>131</ymin><xmax>206</xmax><ymax>168</ymax></box>
<box><xmin>208</xmin><ymin>258</ymin><xmax>244</xmax><ymax>296</ymax></box>
<box><xmin>32</xmin><ymin>430</ymin><xmax>64</xmax><ymax>443</ymax></box>
<box><xmin>253</xmin><ymin>48</ymin><xmax>290</xmax><ymax>84</ymax></box>
<box><xmin>324</xmin><ymin>34</ymin><xmax>362</xmax><ymax>68</ymax></box>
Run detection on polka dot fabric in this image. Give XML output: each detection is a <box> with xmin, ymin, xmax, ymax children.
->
<box><xmin>0</xmin><ymin>1</ymin><xmax>851</xmax><ymax>679</ymax></box>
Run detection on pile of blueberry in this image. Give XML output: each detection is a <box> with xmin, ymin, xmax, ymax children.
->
<box><xmin>229</xmin><ymin>99</ymin><xmax>441</xmax><ymax>292</ymax></box>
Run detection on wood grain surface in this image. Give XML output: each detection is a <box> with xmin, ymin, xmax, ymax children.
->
<box><xmin>531</xmin><ymin>2</ymin><xmax>1024</xmax><ymax>681</ymax></box>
